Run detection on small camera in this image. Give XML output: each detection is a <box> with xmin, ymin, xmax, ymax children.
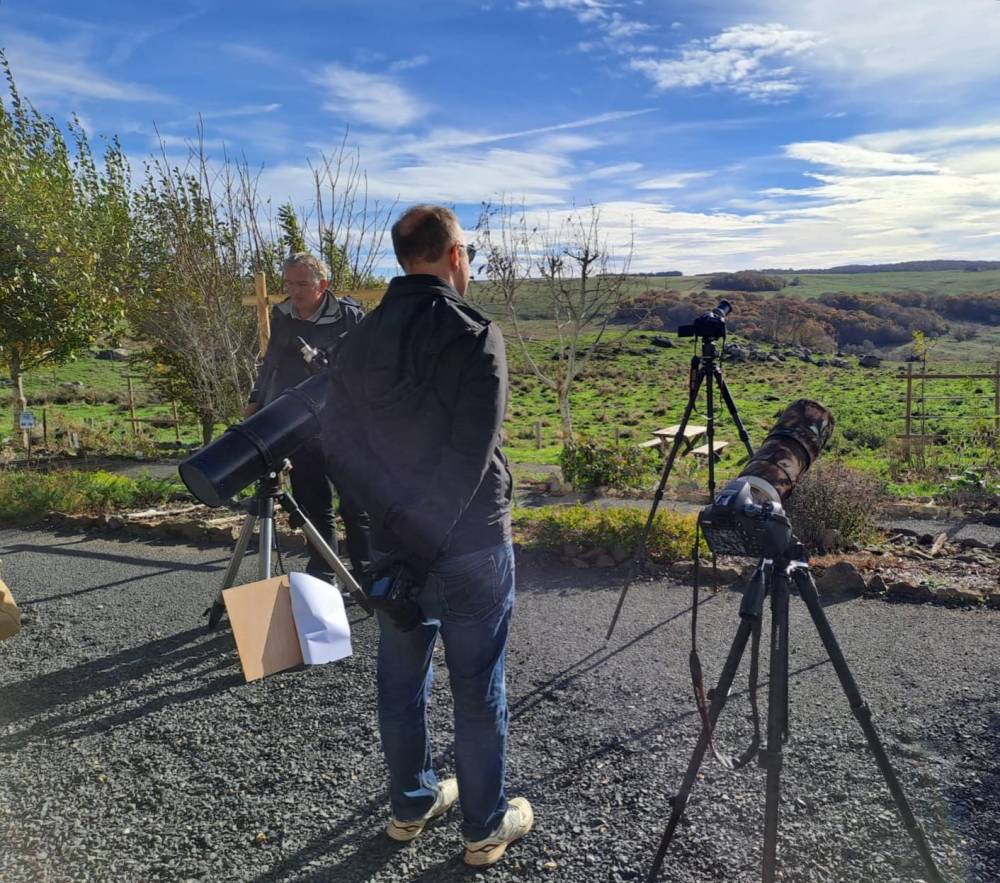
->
<box><xmin>678</xmin><ymin>300</ymin><xmax>732</xmax><ymax>340</ymax></box>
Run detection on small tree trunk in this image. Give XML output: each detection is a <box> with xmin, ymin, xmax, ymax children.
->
<box><xmin>10</xmin><ymin>350</ymin><xmax>28</xmax><ymax>443</ymax></box>
<box><xmin>200</xmin><ymin>415</ymin><xmax>215</xmax><ymax>446</ymax></box>
<box><xmin>558</xmin><ymin>383</ymin><xmax>574</xmax><ymax>446</ymax></box>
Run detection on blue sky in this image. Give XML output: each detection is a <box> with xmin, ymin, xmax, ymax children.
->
<box><xmin>3</xmin><ymin>0</ymin><xmax>1000</xmax><ymax>272</ymax></box>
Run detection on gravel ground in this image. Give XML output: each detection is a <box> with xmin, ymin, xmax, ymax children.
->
<box><xmin>1</xmin><ymin>526</ymin><xmax>998</xmax><ymax>883</ymax></box>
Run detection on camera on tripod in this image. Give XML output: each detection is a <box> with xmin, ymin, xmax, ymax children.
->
<box><xmin>677</xmin><ymin>299</ymin><xmax>731</xmax><ymax>340</ymax></box>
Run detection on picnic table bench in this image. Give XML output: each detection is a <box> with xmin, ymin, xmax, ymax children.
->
<box><xmin>690</xmin><ymin>440</ymin><xmax>730</xmax><ymax>462</ymax></box>
<box><xmin>652</xmin><ymin>424</ymin><xmax>708</xmax><ymax>455</ymax></box>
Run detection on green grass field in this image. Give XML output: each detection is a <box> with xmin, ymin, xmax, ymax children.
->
<box><xmin>3</xmin><ymin>268</ymin><xmax>998</xmax><ymax>497</ymax></box>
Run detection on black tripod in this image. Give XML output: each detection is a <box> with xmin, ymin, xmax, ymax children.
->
<box><xmin>606</xmin><ymin>335</ymin><xmax>754</xmax><ymax>642</ymax></box>
<box><xmin>206</xmin><ymin>464</ymin><xmax>372</xmax><ymax>630</ymax></box>
<box><xmin>646</xmin><ymin>543</ymin><xmax>945</xmax><ymax>883</ymax></box>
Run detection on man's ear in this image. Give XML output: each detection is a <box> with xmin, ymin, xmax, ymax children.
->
<box><xmin>448</xmin><ymin>243</ymin><xmax>462</xmax><ymax>271</ymax></box>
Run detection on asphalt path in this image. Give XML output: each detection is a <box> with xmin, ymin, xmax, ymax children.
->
<box><xmin>1</xmin><ymin>526</ymin><xmax>998</xmax><ymax>883</ymax></box>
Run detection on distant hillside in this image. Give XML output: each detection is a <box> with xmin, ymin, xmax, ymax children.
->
<box><xmin>761</xmin><ymin>260</ymin><xmax>1000</xmax><ymax>275</ymax></box>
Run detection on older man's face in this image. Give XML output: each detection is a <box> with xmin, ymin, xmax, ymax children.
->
<box><xmin>284</xmin><ymin>264</ymin><xmax>327</xmax><ymax>317</ymax></box>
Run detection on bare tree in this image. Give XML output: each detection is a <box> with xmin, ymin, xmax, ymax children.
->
<box><xmin>310</xmin><ymin>131</ymin><xmax>395</xmax><ymax>291</ymax></box>
<box><xmin>477</xmin><ymin>200</ymin><xmax>636</xmax><ymax>444</ymax></box>
<box><xmin>130</xmin><ymin>134</ymin><xmax>262</xmax><ymax>444</ymax></box>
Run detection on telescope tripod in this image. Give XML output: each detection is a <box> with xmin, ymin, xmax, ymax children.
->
<box><xmin>206</xmin><ymin>465</ymin><xmax>372</xmax><ymax>630</ymax></box>
<box><xmin>606</xmin><ymin>336</ymin><xmax>754</xmax><ymax>641</ymax></box>
<box><xmin>646</xmin><ymin>548</ymin><xmax>944</xmax><ymax>883</ymax></box>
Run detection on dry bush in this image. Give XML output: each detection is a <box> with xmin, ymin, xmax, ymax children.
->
<box><xmin>786</xmin><ymin>461</ymin><xmax>887</xmax><ymax>550</ymax></box>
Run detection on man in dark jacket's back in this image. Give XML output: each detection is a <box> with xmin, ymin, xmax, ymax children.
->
<box><xmin>323</xmin><ymin>205</ymin><xmax>532</xmax><ymax>866</ymax></box>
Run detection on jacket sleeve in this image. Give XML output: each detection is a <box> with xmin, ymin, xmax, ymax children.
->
<box><xmin>248</xmin><ymin>307</ymin><xmax>281</xmax><ymax>405</ymax></box>
<box><xmin>385</xmin><ymin>325</ymin><xmax>508</xmax><ymax>564</ymax></box>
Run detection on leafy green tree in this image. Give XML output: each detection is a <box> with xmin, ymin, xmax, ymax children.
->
<box><xmin>0</xmin><ymin>56</ymin><xmax>131</xmax><ymax>436</ymax></box>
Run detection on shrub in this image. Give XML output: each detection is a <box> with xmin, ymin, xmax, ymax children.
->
<box><xmin>840</xmin><ymin>415</ymin><xmax>893</xmax><ymax>450</ymax></box>
<box><xmin>559</xmin><ymin>439</ymin><xmax>649</xmax><ymax>491</ymax></box>
<box><xmin>0</xmin><ymin>469</ymin><xmax>180</xmax><ymax>524</ymax></box>
<box><xmin>785</xmin><ymin>462</ymin><xmax>887</xmax><ymax>550</ymax></box>
<box><xmin>512</xmin><ymin>504</ymin><xmax>699</xmax><ymax>563</ymax></box>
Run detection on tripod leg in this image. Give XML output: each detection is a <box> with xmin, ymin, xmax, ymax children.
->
<box><xmin>761</xmin><ymin>573</ymin><xmax>791</xmax><ymax>883</ymax></box>
<box><xmin>606</xmin><ymin>368</ymin><xmax>707</xmax><ymax>642</ymax></box>
<box><xmin>207</xmin><ymin>512</ymin><xmax>256</xmax><ymax>631</ymax></box>
<box><xmin>647</xmin><ymin>616</ymin><xmax>757</xmax><ymax>882</ymax></box>
<box><xmin>257</xmin><ymin>496</ymin><xmax>275</xmax><ymax>581</ymax></box>
<box><xmin>714</xmin><ymin>366</ymin><xmax>754</xmax><ymax>459</ymax></box>
<box><xmin>788</xmin><ymin>563</ymin><xmax>945</xmax><ymax>883</ymax></box>
<box><xmin>279</xmin><ymin>492</ymin><xmax>373</xmax><ymax>615</ymax></box>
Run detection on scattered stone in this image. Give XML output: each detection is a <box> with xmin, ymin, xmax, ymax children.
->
<box><xmin>859</xmin><ymin>354</ymin><xmax>882</xmax><ymax>368</ymax></box>
<box><xmin>887</xmin><ymin>580</ymin><xmax>932</xmax><ymax>602</ymax></box>
<box><xmin>95</xmin><ymin>348</ymin><xmax>131</xmax><ymax>362</ymax></box>
<box><xmin>929</xmin><ymin>532</ymin><xmax>949</xmax><ymax>556</ymax></box>
<box><xmin>830</xmin><ymin>358</ymin><xmax>850</xmax><ymax>369</ymax></box>
<box><xmin>867</xmin><ymin>573</ymin><xmax>888</xmax><ymax>596</ymax></box>
<box><xmin>815</xmin><ymin>561</ymin><xmax>866</xmax><ymax>598</ymax></box>
<box><xmin>933</xmin><ymin>586</ymin><xmax>983</xmax><ymax>605</ymax></box>
<box><xmin>650</xmin><ymin>336</ymin><xmax>674</xmax><ymax>348</ymax></box>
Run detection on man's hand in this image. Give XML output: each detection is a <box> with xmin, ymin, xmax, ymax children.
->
<box><xmin>243</xmin><ymin>403</ymin><xmax>259</xmax><ymax>419</ymax></box>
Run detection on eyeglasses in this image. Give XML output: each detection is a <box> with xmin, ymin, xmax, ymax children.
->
<box><xmin>456</xmin><ymin>243</ymin><xmax>477</xmax><ymax>263</ymax></box>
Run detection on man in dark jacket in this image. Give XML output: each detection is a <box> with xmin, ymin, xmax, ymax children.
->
<box><xmin>323</xmin><ymin>206</ymin><xmax>531</xmax><ymax>866</ymax></box>
<box><xmin>245</xmin><ymin>252</ymin><xmax>370</xmax><ymax>581</ymax></box>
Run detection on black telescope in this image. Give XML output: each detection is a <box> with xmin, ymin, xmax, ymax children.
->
<box><xmin>178</xmin><ymin>374</ymin><xmax>328</xmax><ymax>508</ymax></box>
<box><xmin>698</xmin><ymin>399</ymin><xmax>834</xmax><ymax>559</ymax></box>
<box><xmin>678</xmin><ymin>300</ymin><xmax>732</xmax><ymax>340</ymax></box>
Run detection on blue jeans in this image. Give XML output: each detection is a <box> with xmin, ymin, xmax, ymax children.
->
<box><xmin>375</xmin><ymin>542</ymin><xmax>514</xmax><ymax>842</ymax></box>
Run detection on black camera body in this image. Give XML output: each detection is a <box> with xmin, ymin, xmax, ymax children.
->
<box><xmin>367</xmin><ymin>559</ymin><xmax>425</xmax><ymax>631</ymax></box>
<box><xmin>678</xmin><ymin>300</ymin><xmax>732</xmax><ymax>340</ymax></box>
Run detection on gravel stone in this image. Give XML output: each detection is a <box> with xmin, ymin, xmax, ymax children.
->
<box><xmin>1</xmin><ymin>526</ymin><xmax>997</xmax><ymax>882</ymax></box>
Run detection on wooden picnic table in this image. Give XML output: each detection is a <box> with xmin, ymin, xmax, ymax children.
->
<box><xmin>651</xmin><ymin>424</ymin><xmax>708</xmax><ymax>455</ymax></box>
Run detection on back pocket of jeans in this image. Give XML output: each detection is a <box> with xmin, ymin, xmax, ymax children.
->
<box><xmin>436</xmin><ymin>552</ymin><xmax>500</xmax><ymax>621</ymax></box>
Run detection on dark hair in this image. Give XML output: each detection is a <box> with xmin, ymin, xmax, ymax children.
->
<box><xmin>391</xmin><ymin>204</ymin><xmax>460</xmax><ymax>267</ymax></box>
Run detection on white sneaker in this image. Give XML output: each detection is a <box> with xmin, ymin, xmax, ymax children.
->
<box><xmin>385</xmin><ymin>778</ymin><xmax>459</xmax><ymax>842</ymax></box>
<box><xmin>463</xmin><ymin>797</ymin><xmax>534</xmax><ymax>866</ymax></box>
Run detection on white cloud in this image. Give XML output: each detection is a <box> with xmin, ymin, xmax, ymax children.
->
<box><xmin>583</xmin><ymin>161</ymin><xmax>643</xmax><ymax>179</ymax></box>
<box><xmin>3</xmin><ymin>30</ymin><xmax>167</xmax><ymax>103</ymax></box>
<box><xmin>314</xmin><ymin>64</ymin><xmax>429</xmax><ymax>129</ymax></box>
<box><xmin>389</xmin><ymin>55</ymin><xmax>430</xmax><ymax>72</ymax></box>
<box><xmin>636</xmin><ymin>171</ymin><xmax>713</xmax><ymax>189</ymax></box>
<box><xmin>198</xmin><ymin>103</ymin><xmax>282</xmax><ymax>120</ymax></box>
<box><xmin>752</xmin><ymin>0</ymin><xmax>1000</xmax><ymax>97</ymax></box>
<box><xmin>631</xmin><ymin>23</ymin><xmax>819</xmax><ymax>101</ymax></box>
<box><xmin>783</xmin><ymin>142</ymin><xmax>938</xmax><ymax>173</ymax></box>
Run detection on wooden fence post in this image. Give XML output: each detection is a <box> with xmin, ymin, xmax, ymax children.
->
<box><xmin>126</xmin><ymin>375</ymin><xmax>138</xmax><ymax>437</ymax></box>
<box><xmin>172</xmin><ymin>400</ymin><xmax>182</xmax><ymax>444</ymax></box>
<box><xmin>534</xmin><ymin>421</ymin><xmax>542</xmax><ymax>450</ymax></box>
<box><xmin>42</xmin><ymin>408</ymin><xmax>48</xmax><ymax>447</ymax></box>
<box><xmin>255</xmin><ymin>271</ymin><xmax>270</xmax><ymax>355</ymax></box>
<box><xmin>904</xmin><ymin>363</ymin><xmax>913</xmax><ymax>463</ymax></box>
<box><xmin>995</xmin><ymin>360</ymin><xmax>1000</xmax><ymax>432</ymax></box>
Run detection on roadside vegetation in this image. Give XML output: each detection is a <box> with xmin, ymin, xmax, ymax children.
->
<box><xmin>0</xmin><ymin>469</ymin><xmax>180</xmax><ymax>524</ymax></box>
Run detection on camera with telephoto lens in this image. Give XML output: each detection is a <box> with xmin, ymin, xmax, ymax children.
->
<box><xmin>699</xmin><ymin>399</ymin><xmax>835</xmax><ymax>559</ymax></box>
<box><xmin>678</xmin><ymin>300</ymin><xmax>732</xmax><ymax>340</ymax></box>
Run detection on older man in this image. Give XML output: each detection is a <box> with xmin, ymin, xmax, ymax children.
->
<box><xmin>245</xmin><ymin>252</ymin><xmax>370</xmax><ymax>581</ymax></box>
<box><xmin>322</xmin><ymin>205</ymin><xmax>531</xmax><ymax>866</ymax></box>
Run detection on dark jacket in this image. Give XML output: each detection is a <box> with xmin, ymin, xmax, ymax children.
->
<box><xmin>249</xmin><ymin>292</ymin><xmax>364</xmax><ymax>407</ymax></box>
<box><xmin>322</xmin><ymin>274</ymin><xmax>512</xmax><ymax>567</ymax></box>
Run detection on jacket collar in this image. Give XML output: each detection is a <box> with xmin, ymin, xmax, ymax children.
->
<box><xmin>382</xmin><ymin>274</ymin><xmax>464</xmax><ymax>306</ymax></box>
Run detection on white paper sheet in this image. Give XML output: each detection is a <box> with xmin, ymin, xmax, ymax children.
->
<box><xmin>288</xmin><ymin>572</ymin><xmax>353</xmax><ymax>665</ymax></box>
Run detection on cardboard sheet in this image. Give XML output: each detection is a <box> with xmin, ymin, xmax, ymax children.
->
<box><xmin>223</xmin><ymin>575</ymin><xmax>302</xmax><ymax>681</ymax></box>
